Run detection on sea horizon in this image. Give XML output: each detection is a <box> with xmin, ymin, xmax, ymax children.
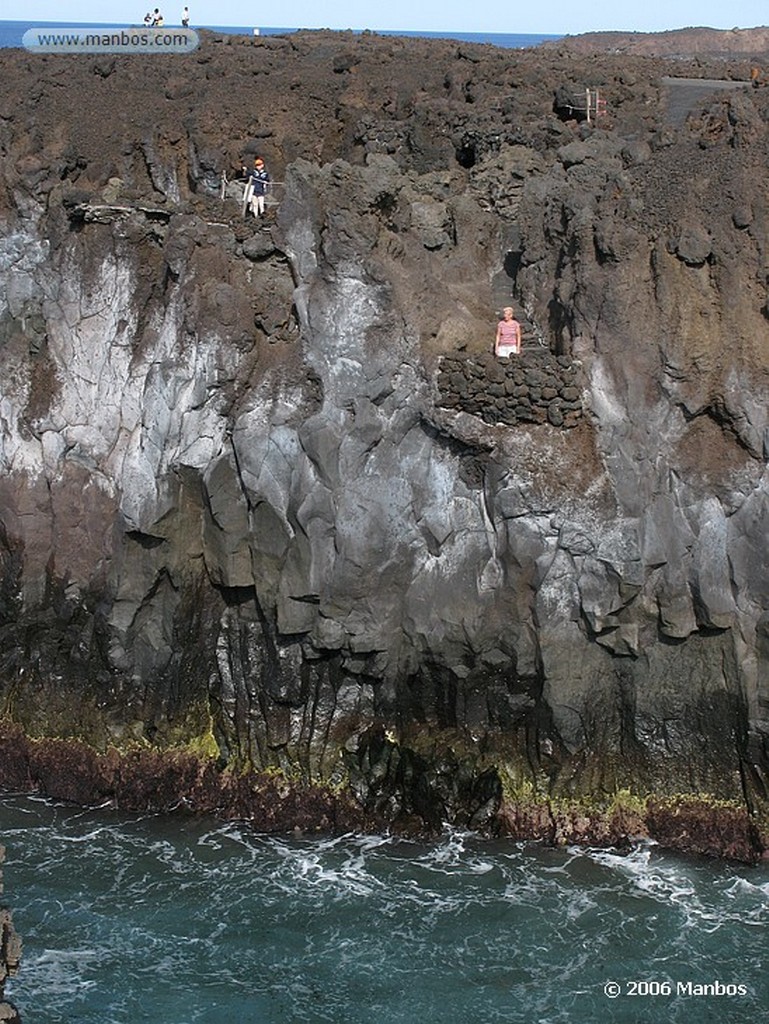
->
<box><xmin>0</xmin><ymin>19</ymin><xmax>562</xmax><ymax>49</ymax></box>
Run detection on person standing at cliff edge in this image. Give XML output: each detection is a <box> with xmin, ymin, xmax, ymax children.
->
<box><xmin>181</xmin><ymin>6</ymin><xmax>190</xmax><ymax>26</ymax></box>
<box><xmin>495</xmin><ymin>306</ymin><xmax>521</xmax><ymax>357</ymax></box>
<box><xmin>245</xmin><ymin>157</ymin><xmax>271</xmax><ymax>219</ymax></box>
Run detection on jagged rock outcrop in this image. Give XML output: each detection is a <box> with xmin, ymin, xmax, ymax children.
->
<box><xmin>0</xmin><ymin>29</ymin><xmax>768</xmax><ymax>857</ymax></box>
<box><xmin>0</xmin><ymin>847</ymin><xmax>21</xmax><ymax>1023</ymax></box>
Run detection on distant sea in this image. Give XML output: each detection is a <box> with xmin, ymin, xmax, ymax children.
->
<box><xmin>0</xmin><ymin>20</ymin><xmax>561</xmax><ymax>49</ymax></box>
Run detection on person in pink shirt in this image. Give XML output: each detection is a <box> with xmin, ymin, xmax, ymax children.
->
<box><xmin>495</xmin><ymin>306</ymin><xmax>521</xmax><ymax>357</ymax></box>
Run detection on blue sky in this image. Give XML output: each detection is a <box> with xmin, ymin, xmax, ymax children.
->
<box><xmin>3</xmin><ymin>0</ymin><xmax>767</xmax><ymax>35</ymax></box>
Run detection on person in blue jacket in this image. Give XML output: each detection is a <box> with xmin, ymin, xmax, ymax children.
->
<box><xmin>243</xmin><ymin>157</ymin><xmax>270</xmax><ymax>219</ymax></box>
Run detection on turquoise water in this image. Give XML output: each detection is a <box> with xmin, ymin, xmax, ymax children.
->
<box><xmin>0</xmin><ymin>794</ymin><xmax>766</xmax><ymax>1023</ymax></box>
<box><xmin>0</xmin><ymin>21</ymin><xmax>560</xmax><ymax>49</ymax></box>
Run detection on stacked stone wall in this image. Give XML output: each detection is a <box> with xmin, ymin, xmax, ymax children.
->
<box><xmin>436</xmin><ymin>351</ymin><xmax>584</xmax><ymax>427</ymax></box>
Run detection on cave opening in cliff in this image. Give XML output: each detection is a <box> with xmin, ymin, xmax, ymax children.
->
<box><xmin>503</xmin><ymin>248</ymin><xmax>522</xmax><ymax>282</ymax></box>
<box><xmin>455</xmin><ymin>142</ymin><xmax>476</xmax><ymax>168</ymax></box>
<box><xmin>371</xmin><ymin>190</ymin><xmax>398</xmax><ymax>222</ymax></box>
<box><xmin>547</xmin><ymin>298</ymin><xmax>570</xmax><ymax>356</ymax></box>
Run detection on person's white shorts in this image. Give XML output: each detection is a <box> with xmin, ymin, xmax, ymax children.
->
<box><xmin>496</xmin><ymin>343</ymin><xmax>518</xmax><ymax>358</ymax></box>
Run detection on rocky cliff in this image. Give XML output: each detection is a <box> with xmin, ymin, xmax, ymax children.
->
<box><xmin>0</xmin><ymin>847</ymin><xmax>21</xmax><ymax>1023</ymax></box>
<box><xmin>1</xmin><ymin>29</ymin><xmax>768</xmax><ymax>859</ymax></box>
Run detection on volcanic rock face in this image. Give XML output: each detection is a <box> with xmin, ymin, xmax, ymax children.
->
<box><xmin>0</xmin><ymin>29</ymin><xmax>768</xmax><ymax>853</ymax></box>
<box><xmin>0</xmin><ymin>847</ymin><xmax>21</xmax><ymax>1023</ymax></box>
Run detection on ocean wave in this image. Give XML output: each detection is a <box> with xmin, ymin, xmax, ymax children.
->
<box><xmin>1</xmin><ymin>796</ymin><xmax>767</xmax><ymax>1023</ymax></box>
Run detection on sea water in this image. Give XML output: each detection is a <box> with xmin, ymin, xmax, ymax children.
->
<box><xmin>0</xmin><ymin>21</ymin><xmax>561</xmax><ymax>50</ymax></box>
<box><xmin>0</xmin><ymin>794</ymin><xmax>766</xmax><ymax>1023</ymax></box>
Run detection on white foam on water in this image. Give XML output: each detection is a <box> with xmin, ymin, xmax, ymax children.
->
<box><xmin>19</xmin><ymin>947</ymin><xmax>103</xmax><ymax>999</ymax></box>
<box><xmin>2</xmin><ymin>796</ymin><xmax>768</xmax><ymax>1024</ymax></box>
<box><xmin>257</xmin><ymin>835</ymin><xmax>386</xmax><ymax>901</ymax></box>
